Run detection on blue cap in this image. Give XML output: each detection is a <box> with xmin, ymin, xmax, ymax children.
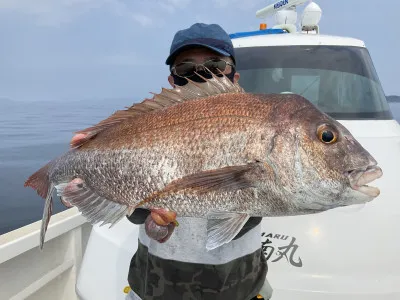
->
<box><xmin>165</xmin><ymin>23</ymin><xmax>235</xmax><ymax>66</ymax></box>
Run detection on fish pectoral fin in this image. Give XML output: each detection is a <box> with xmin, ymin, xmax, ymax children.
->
<box><xmin>40</xmin><ymin>183</ymin><xmax>55</xmax><ymax>250</ymax></box>
<box><xmin>164</xmin><ymin>164</ymin><xmax>258</xmax><ymax>195</ymax></box>
<box><xmin>206</xmin><ymin>211</ymin><xmax>250</xmax><ymax>251</ymax></box>
<box><xmin>55</xmin><ymin>178</ymin><xmax>130</xmax><ymax>227</ymax></box>
<box><xmin>135</xmin><ymin>164</ymin><xmax>258</xmax><ymax>208</ymax></box>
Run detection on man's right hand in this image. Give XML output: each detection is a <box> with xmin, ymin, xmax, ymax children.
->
<box><xmin>127</xmin><ymin>208</ymin><xmax>176</xmax><ymax>243</ymax></box>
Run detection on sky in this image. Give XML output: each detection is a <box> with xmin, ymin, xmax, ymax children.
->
<box><xmin>0</xmin><ymin>0</ymin><xmax>398</xmax><ymax>102</ymax></box>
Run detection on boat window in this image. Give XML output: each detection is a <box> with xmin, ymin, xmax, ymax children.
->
<box><xmin>233</xmin><ymin>45</ymin><xmax>392</xmax><ymax>120</ymax></box>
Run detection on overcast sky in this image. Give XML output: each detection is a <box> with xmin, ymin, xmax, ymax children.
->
<box><xmin>0</xmin><ymin>0</ymin><xmax>397</xmax><ymax>102</ymax></box>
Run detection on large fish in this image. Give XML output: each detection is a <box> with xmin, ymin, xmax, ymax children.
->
<box><xmin>25</xmin><ymin>72</ymin><xmax>383</xmax><ymax>251</ymax></box>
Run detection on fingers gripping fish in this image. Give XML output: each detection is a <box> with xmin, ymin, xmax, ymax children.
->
<box><xmin>24</xmin><ymin>71</ymin><xmax>383</xmax><ymax>251</ymax></box>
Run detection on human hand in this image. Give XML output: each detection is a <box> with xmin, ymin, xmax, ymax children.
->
<box><xmin>126</xmin><ymin>208</ymin><xmax>176</xmax><ymax>243</ymax></box>
<box><xmin>144</xmin><ymin>215</ymin><xmax>176</xmax><ymax>243</ymax></box>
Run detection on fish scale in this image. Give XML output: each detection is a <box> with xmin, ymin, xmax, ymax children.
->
<box><xmin>24</xmin><ymin>72</ymin><xmax>383</xmax><ymax>251</ymax></box>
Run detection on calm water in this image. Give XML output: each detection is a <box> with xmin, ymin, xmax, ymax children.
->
<box><xmin>0</xmin><ymin>98</ymin><xmax>134</xmax><ymax>234</ymax></box>
<box><xmin>0</xmin><ymin>100</ymin><xmax>399</xmax><ymax>235</ymax></box>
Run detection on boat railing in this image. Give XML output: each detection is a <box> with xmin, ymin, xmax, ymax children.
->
<box><xmin>0</xmin><ymin>207</ymin><xmax>91</xmax><ymax>300</ymax></box>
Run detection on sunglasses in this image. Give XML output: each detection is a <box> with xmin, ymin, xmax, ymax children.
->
<box><xmin>171</xmin><ymin>59</ymin><xmax>234</xmax><ymax>78</ymax></box>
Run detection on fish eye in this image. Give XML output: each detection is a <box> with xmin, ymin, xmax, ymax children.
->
<box><xmin>317</xmin><ymin>125</ymin><xmax>337</xmax><ymax>144</ymax></box>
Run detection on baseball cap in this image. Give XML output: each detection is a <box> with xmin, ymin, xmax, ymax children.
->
<box><xmin>165</xmin><ymin>23</ymin><xmax>235</xmax><ymax>66</ymax></box>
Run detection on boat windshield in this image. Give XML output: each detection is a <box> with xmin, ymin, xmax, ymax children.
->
<box><xmin>234</xmin><ymin>45</ymin><xmax>392</xmax><ymax>119</ymax></box>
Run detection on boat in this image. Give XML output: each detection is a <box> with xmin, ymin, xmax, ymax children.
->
<box><xmin>1</xmin><ymin>1</ymin><xmax>399</xmax><ymax>299</ymax></box>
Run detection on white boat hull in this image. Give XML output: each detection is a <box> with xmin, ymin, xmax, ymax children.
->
<box><xmin>75</xmin><ymin>120</ymin><xmax>400</xmax><ymax>300</ymax></box>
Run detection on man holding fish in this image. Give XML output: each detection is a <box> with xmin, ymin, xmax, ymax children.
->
<box><xmin>25</xmin><ymin>22</ymin><xmax>383</xmax><ymax>300</ymax></box>
<box><xmin>125</xmin><ymin>23</ymin><xmax>273</xmax><ymax>300</ymax></box>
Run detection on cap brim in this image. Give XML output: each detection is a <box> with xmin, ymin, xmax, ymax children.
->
<box><xmin>165</xmin><ymin>43</ymin><xmax>231</xmax><ymax>65</ymax></box>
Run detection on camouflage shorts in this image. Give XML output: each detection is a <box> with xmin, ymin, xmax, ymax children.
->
<box><xmin>128</xmin><ymin>240</ymin><xmax>269</xmax><ymax>300</ymax></box>
<box><xmin>126</xmin><ymin>289</ymin><xmax>271</xmax><ymax>300</ymax></box>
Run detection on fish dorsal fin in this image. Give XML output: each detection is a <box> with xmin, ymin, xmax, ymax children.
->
<box><xmin>71</xmin><ymin>71</ymin><xmax>245</xmax><ymax>149</ymax></box>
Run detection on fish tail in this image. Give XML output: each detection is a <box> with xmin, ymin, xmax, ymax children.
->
<box><xmin>24</xmin><ymin>162</ymin><xmax>52</xmax><ymax>199</ymax></box>
<box><xmin>24</xmin><ymin>162</ymin><xmax>55</xmax><ymax>250</ymax></box>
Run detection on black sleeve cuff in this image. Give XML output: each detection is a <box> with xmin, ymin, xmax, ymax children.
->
<box><xmin>233</xmin><ymin>217</ymin><xmax>262</xmax><ymax>240</ymax></box>
<box><xmin>126</xmin><ymin>208</ymin><xmax>151</xmax><ymax>224</ymax></box>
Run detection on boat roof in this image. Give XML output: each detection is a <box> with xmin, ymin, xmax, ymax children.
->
<box><xmin>229</xmin><ymin>29</ymin><xmax>366</xmax><ymax>48</ymax></box>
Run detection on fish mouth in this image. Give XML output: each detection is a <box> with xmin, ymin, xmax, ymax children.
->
<box><xmin>346</xmin><ymin>165</ymin><xmax>383</xmax><ymax>197</ymax></box>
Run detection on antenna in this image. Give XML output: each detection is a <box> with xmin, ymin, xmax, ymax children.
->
<box><xmin>255</xmin><ymin>0</ymin><xmax>322</xmax><ymax>33</ymax></box>
<box><xmin>301</xmin><ymin>2</ymin><xmax>322</xmax><ymax>33</ymax></box>
<box><xmin>255</xmin><ymin>0</ymin><xmax>309</xmax><ymax>19</ymax></box>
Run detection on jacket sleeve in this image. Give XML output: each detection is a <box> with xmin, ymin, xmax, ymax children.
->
<box><xmin>233</xmin><ymin>217</ymin><xmax>262</xmax><ymax>240</ymax></box>
<box><xmin>126</xmin><ymin>208</ymin><xmax>150</xmax><ymax>224</ymax></box>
